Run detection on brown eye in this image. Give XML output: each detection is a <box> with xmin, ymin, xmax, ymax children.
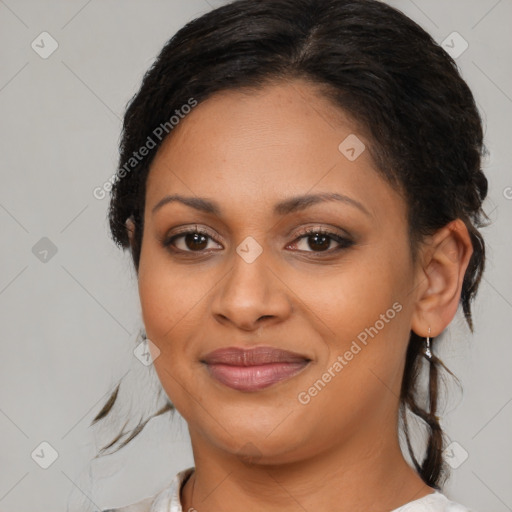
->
<box><xmin>163</xmin><ymin>228</ymin><xmax>222</xmax><ymax>253</ymax></box>
<box><xmin>304</xmin><ymin>233</ymin><xmax>331</xmax><ymax>252</ymax></box>
<box><xmin>288</xmin><ymin>228</ymin><xmax>354</xmax><ymax>254</ymax></box>
<box><xmin>183</xmin><ymin>232</ymin><xmax>209</xmax><ymax>251</ymax></box>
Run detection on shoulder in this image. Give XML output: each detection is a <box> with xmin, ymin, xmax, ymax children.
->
<box><xmin>392</xmin><ymin>490</ymin><xmax>477</xmax><ymax>512</ymax></box>
<box><xmin>101</xmin><ymin>495</ymin><xmax>154</xmax><ymax>512</ymax></box>
<box><xmin>101</xmin><ymin>467</ymin><xmax>195</xmax><ymax>512</ymax></box>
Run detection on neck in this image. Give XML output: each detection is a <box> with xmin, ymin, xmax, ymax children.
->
<box><xmin>181</xmin><ymin>413</ymin><xmax>435</xmax><ymax>512</ymax></box>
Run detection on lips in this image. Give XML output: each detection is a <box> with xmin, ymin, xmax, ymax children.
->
<box><xmin>201</xmin><ymin>346</ymin><xmax>311</xmax><ymax>392</ymax></box>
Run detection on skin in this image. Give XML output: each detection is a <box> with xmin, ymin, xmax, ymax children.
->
<box><xmin>126</xmin><ymin>78</ymin><xmax>473</xmax><ymax>512</ymax></box>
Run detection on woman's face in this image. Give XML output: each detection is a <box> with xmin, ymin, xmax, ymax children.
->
<box><xmin>138</xmin><ymin>79</ymin><xmax>423</xmax><ymax>463</ymax></box>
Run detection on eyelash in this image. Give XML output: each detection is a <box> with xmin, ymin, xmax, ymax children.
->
<box><xmin>162</xmin><ymin>226</ymin><xmax>354</xmax><ymax>256</ymax></box>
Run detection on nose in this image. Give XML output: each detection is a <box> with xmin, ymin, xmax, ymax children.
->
<box><xmin>211</xmin><ymin>252</ymin><xmax>292</xmax><ymax>332</ymax></box>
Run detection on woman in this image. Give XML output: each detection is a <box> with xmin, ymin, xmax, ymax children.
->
<box><xmin>96</xmin><ymin>0</ymin><xmax>488</xmax><ymax>510</ymax></box>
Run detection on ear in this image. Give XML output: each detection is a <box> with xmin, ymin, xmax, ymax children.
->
<box><xmin>411</xmin><ymin>219</ymin><xmax>474</xmax><ymax>338</ymax></box>
<box><xmin>125</xmin><ymin>215</ymin><xmax>135</xmax><ymax>248</ymax></box>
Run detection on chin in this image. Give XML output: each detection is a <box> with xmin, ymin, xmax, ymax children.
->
<box><xmin>199</xmin><ymin>412</ymin><xmax>314</xmax><ymax>464</ymax></box>
<box><xmin>231</xmin><ymin>436</ymin><xmax>308</xmax><ymax>467</ymax></box>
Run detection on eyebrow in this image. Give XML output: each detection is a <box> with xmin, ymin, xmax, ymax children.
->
<box><xmin>151</xmin><ymin>192</ymin><xmax>371</xmax><ymax>217</ymax></box>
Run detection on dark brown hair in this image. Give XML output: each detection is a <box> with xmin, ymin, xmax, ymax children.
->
<box><xmin>93</xmin><ymin>0</ymin><xmax>489</xmax><ymax>490</ymax></box>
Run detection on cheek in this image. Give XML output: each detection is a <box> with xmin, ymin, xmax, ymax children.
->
<box><xmin>137</xmin><ymin>244</ymin><xmax>207</xmax><ymax>341</ymax></box>
<box><xmin>138</xmin><ymin>262</ymin><xmax>200</xmax><ymax>415</ymax></box>
<box><xmin>137</xmin><ymin>252</ymin><xmax>188</xmax><ymax>365</ymax></box>
<box><xmin>316</xmin><ymin>248</ymin><xmax>413</xmax><ymax>385</ymax></box>
<box><xmin>136</xmin><ymin>247</ymin><xmax>215</xmax><ymax>404</ymax></box>
<box><xmin>138</xmin><ymin>271</ymin><xmax>178</xmax><ymax>345</ymax></box>
<box><xmin>309</xmin><ymin>252</ymin><xmax>406</xmax><ymax>337</ymax></box>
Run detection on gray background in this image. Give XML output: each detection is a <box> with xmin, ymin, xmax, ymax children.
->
<box><xmin>0</xmin><ymin>0</ymin><xmax>511</xmax><ymax>511</ymax></box>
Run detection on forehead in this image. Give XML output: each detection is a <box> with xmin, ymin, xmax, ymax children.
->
<box><xmin>145</xmin><ymin>80</ymin><xmax>403</xmax><ymax>223</ymax></box>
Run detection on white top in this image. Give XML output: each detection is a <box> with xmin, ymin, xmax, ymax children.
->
<box><xmin>102</xmin><ymin>467</ymin><xmax>476</xmax><ymax>512</ymax></box>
